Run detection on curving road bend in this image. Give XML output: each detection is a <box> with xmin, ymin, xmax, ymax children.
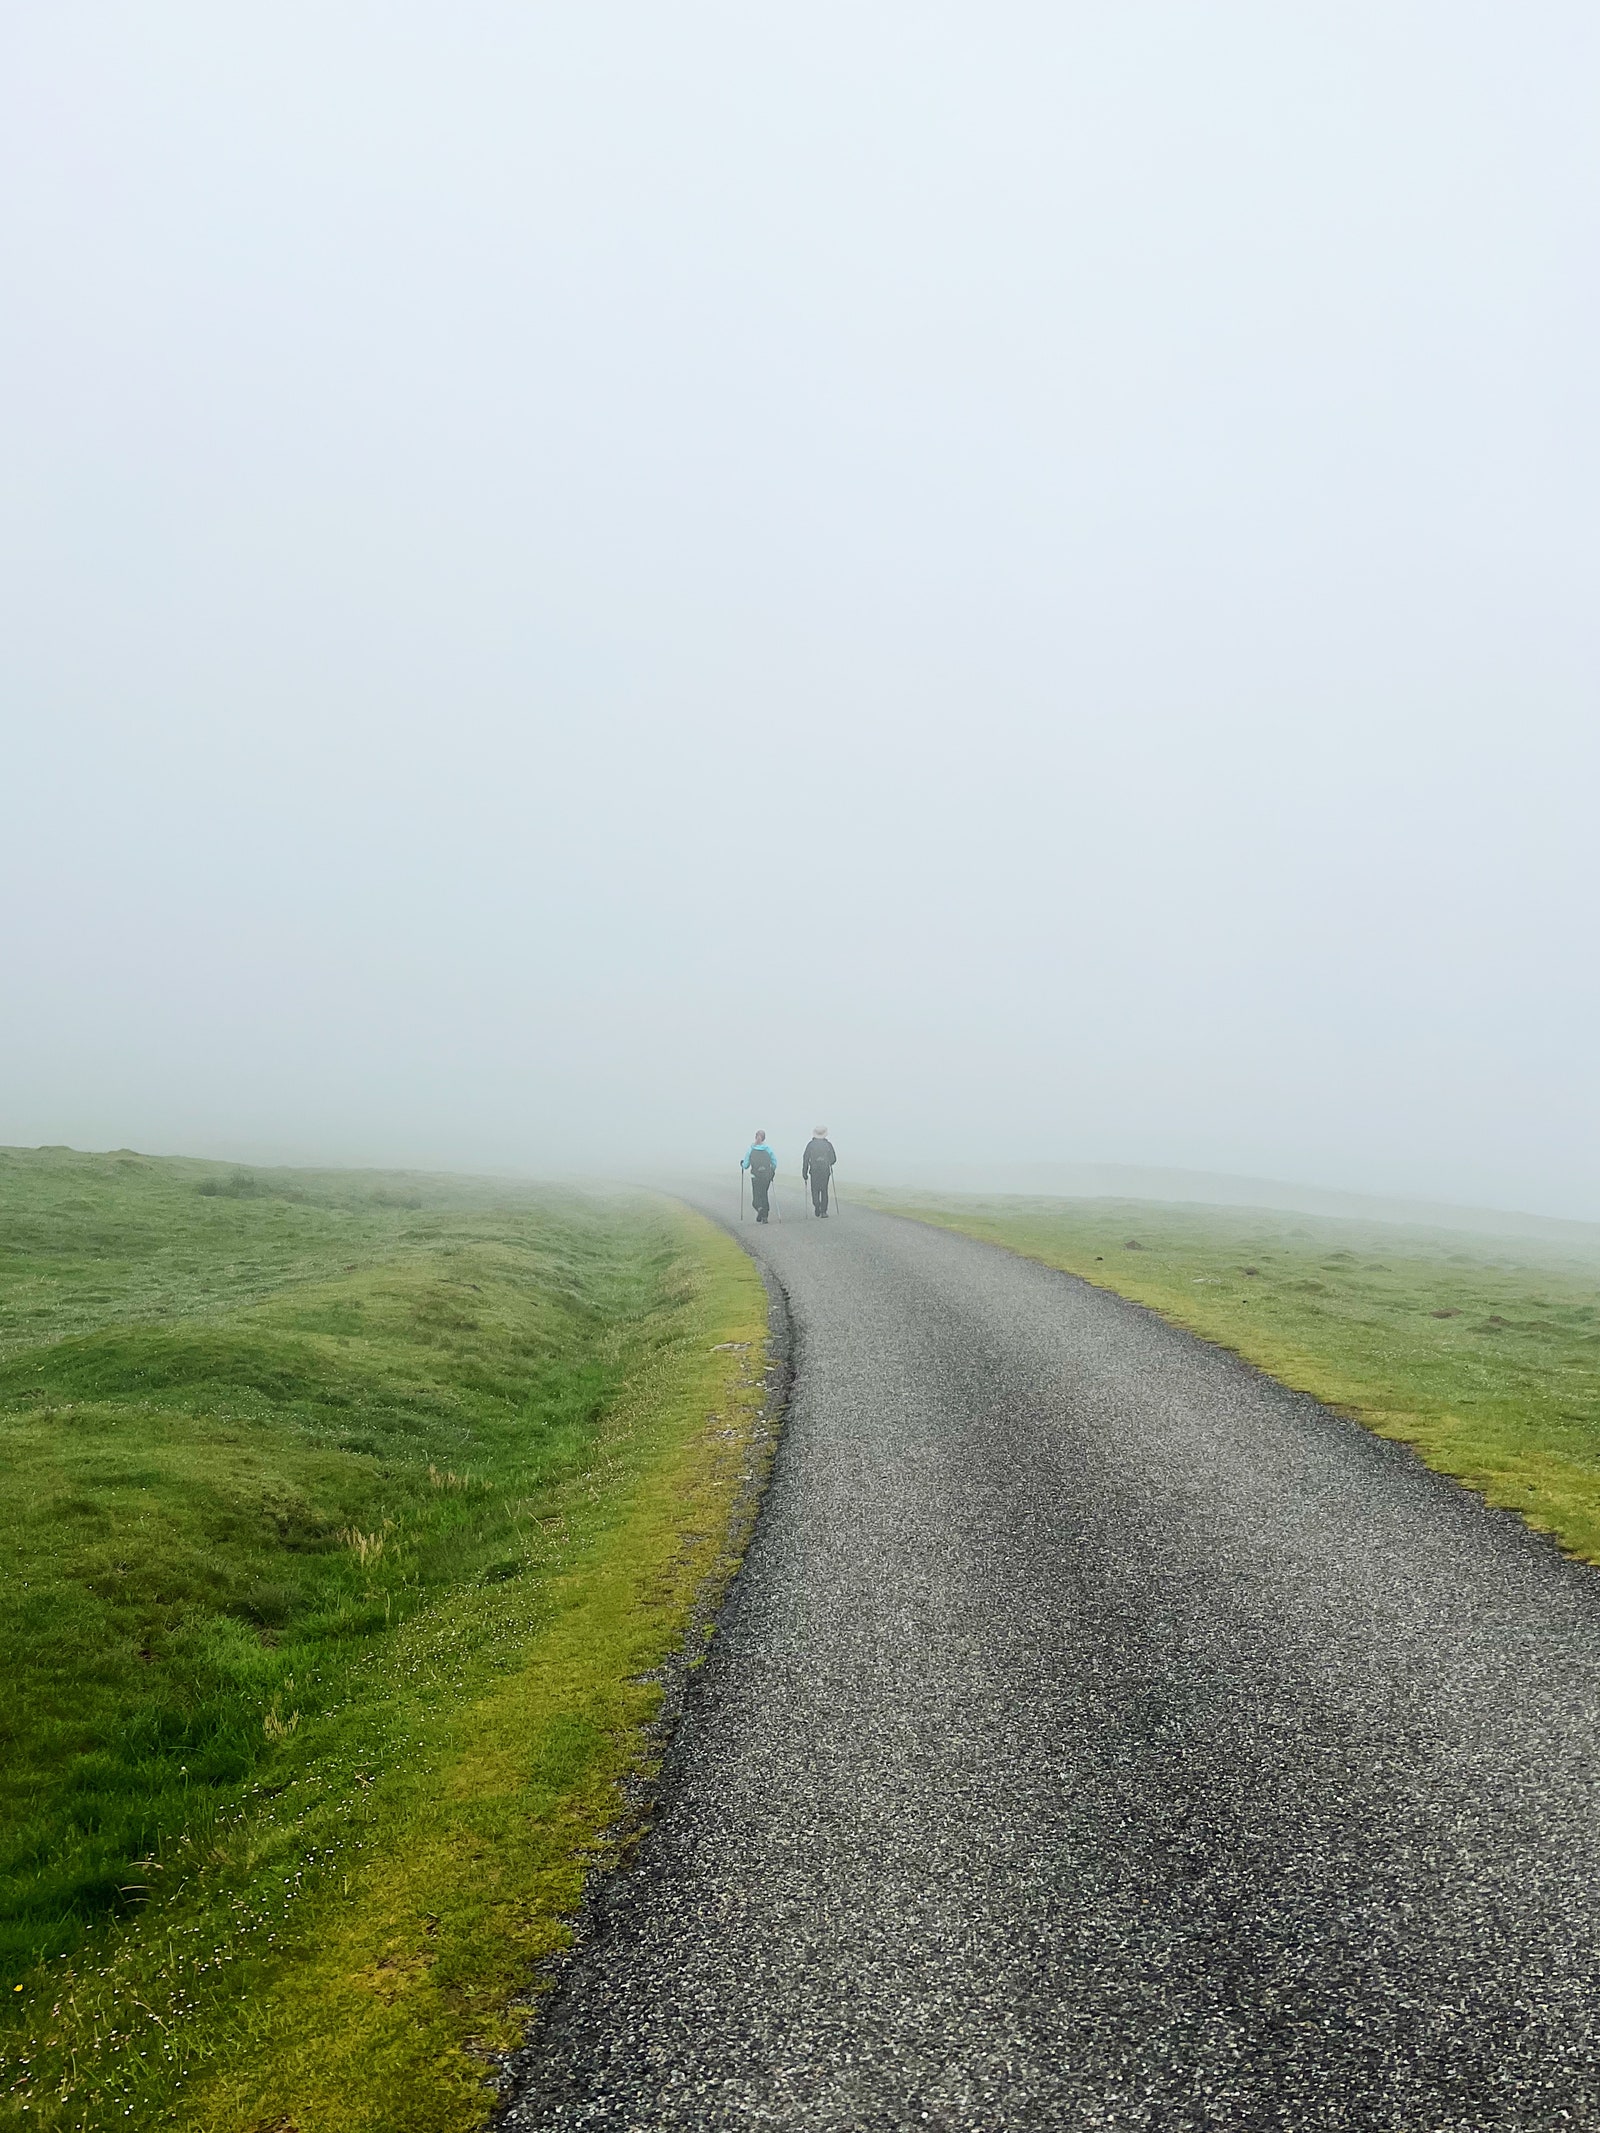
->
<box><xmin>503</xmin><ymin>1200</ymin><xmax>1600</xmax><ymax>2130</ymax></box>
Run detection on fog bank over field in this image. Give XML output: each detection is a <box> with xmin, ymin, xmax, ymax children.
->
<box><xmin>4</xmin><ymin>5</ymin><xmax>1597</xmax><ymax>1218</ymax></box>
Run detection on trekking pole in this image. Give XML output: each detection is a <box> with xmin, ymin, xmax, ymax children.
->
<box><xmin>739</xmin><ymin>1166</ymin><xmax>745</xmax><ymax>1223</ymax></box>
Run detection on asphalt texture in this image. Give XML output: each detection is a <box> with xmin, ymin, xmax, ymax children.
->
<box><xmin>502</xmin><ymin>1199</ymin><xmax>1600</xmax><ymax>2130</ymax></box>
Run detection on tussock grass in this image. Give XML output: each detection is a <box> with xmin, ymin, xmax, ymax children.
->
<box><xmin>0</xmin><ymin>1148</ymin><xmax>769</xmax><ymax>2131</ymax></box>
<box><xmin>866</xmin><ymin>1189</ymin><xmax>1600</xmax><ymax>1561</ymax></box>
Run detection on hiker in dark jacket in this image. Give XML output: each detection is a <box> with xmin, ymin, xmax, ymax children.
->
<box><xmin>801</xmin><ymin>1129</ymin><xmax>836</xmax><ymax>1217</ymax></box>
<box><xmin>742</xmin><ymin>1132</ymin><xmax>777</xmax><ymax>1223</ymax></box>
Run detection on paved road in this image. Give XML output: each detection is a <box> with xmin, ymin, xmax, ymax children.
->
<box><xmin>503</xmin><ymin>1202</ymin><xmax>1600</xmax><ymax>2130</ymax></box>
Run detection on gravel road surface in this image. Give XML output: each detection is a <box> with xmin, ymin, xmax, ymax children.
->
<box><xmin>503</xmin><ymin>1201</ymin><xmax>1600</xmax><ymax>2130</ymax></box>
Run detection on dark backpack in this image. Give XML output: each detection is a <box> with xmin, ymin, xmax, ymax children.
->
<box><xmin>748</xmin><ymin>1146</ymin><xmax>775</xmax><ymax>1181</ymax></box>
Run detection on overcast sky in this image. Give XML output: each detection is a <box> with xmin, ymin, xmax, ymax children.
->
<box><xmin>4</xmin><ymin>3</ymin><xmax>1597</xmax><ymax>1216</ymax></box>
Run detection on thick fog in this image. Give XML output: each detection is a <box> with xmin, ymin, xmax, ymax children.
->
<box><xmin>4</xmin><ymin>4</ymin><xmax>1597</xmax><ymax>1217</ymax></box>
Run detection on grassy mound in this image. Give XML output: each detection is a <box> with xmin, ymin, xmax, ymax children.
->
<box><xmin>0</xmin><ymin>1148</ymin><xmax>769</xmax><ymax>2131</ymax></box>
<box><xmin>865</xmin><ymin>1190</ymin><xmax>1600</xmax><ymax>1560</ymax></box>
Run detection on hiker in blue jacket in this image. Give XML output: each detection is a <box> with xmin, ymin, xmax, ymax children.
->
<box><xmin>741</xmin><ymin>1133</ymin><xmax>777</xmax><ymax>1224</ymax></box>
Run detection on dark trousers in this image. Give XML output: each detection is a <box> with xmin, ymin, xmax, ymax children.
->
<box><xmin>808</xmin><ymin>1167</ymin><xmax>832</xmax><ymax>1215</ymax></box>
<box><xmin>750</xmin><ymin>1170</ymin><xmax>772</xmax><ymax>1221</ymax></box>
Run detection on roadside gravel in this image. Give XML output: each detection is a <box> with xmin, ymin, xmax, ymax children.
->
<box><xmin>502</xmin><ymin>1202</ymin><xmax>1600</xmax><ymax>2129</ymax></box>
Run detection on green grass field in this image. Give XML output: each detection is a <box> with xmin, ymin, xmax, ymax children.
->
<box><xmin>0</xmin><ymin>1148</ymin><xmax>769</xmax><ymax>2132</ymax></box>
<box><xmin>866</xmin><ymin>1190</ymin><xmax>1600</xmax><ymax>1561</ymax></box>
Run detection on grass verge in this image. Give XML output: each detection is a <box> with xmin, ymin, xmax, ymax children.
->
<box><xmin>863</xmin><ymin>1188</ymin><xmax>1600</xmax><ymax>1561</ymax></box>
<box><xmin>0</xmin><ymin>1148</ymin><xmax>770</xmax><ymax>2132</ymax></box>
